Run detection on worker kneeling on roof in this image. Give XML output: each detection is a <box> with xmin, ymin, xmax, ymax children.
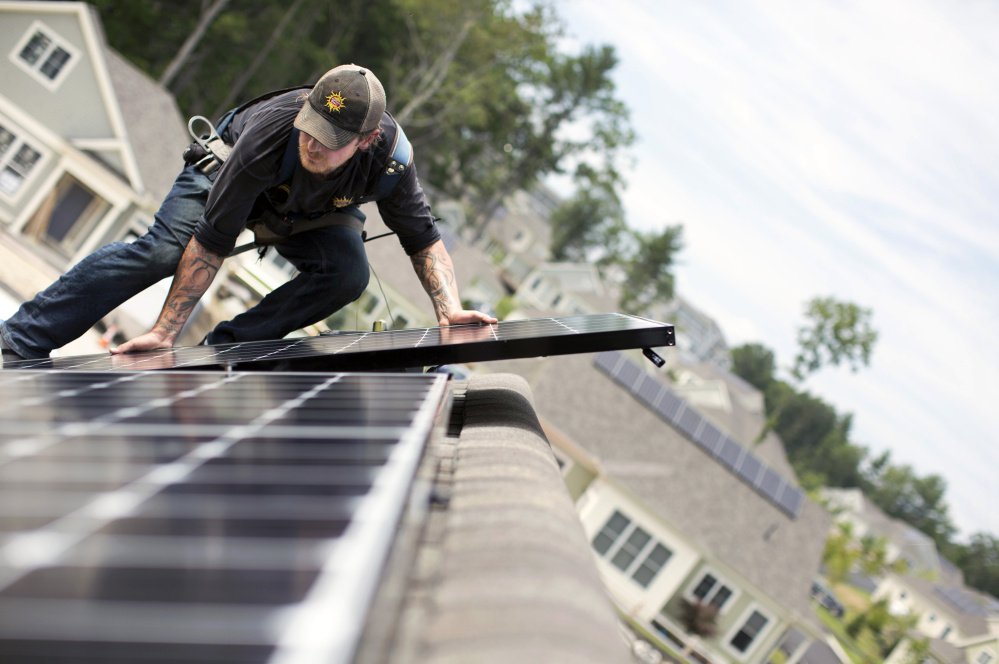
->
<box><xmin>0</xmin><ymin>64</ymin><xmax>496</xmax><ymax>361</ymax></box>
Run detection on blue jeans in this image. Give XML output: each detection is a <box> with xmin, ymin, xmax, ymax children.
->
<box><xmin>0</xmin><ymin>165</ymin><xmax>370</xmax><ymax>359</ymax></box>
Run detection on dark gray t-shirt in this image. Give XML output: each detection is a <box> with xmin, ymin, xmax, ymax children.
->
<box><xmin>193</xmin><ymin>90</ymin><xmax>439</xmax><ymax>256</ymax></box>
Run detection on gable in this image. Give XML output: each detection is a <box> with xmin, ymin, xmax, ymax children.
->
<box><xmin>1</xmin><ymin>3</ymin><xmax>117</xmax><ymax>140</ymax></box>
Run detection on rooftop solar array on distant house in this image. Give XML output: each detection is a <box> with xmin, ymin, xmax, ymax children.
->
<box><xmin>3</xmin><ymin>313</ymin><xmax>675</xmax><ymax>373</ymax></box>
<box><xmin>934</xmin><ymin>585</ymin><xmax>999</xmax><ymax>617</ymax></box>
<box><xmin>0</xmin><ymin>369</ymin><xmax>449</xmax><ymax>663</ymax></box>
<box><xmin>594</xmin><ymin>351</ymin><xmax>805</xmax><ymax>518</ymax></box>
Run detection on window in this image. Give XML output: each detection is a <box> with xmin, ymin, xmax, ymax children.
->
<box><xmin>977</xmin><ymin>652</ymin><xmax>993</xmax><ymax>664</ymax></box>
<box><xmin>730</xmin><ymin>609</ymin><xmax>769</xmax><ymax>653</ymax></box>
<box><xmin>689</xmin><ymin>572</ymin><xmax>735</xmax><ymax>611</ymax></box>
<box><xmin>0</xmin><ymin>123</ymin><xmax>42</xmax><ymax>197</ymax></box>
<box><xmin>591</xmin><ymin>510</ymin><xmax>673</xmax><ymax>588</ymax></box>
<box><xmin>11</xmin><ymin>23</ymin><xmax>78</xmax><ymax>88</ymax></box>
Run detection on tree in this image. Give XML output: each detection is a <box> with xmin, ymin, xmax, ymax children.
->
<box><xmin>617</xmin><ymin>225</ymin><xmax>684</xmax><ymax>315</ymax></box>
<box><xmin>945</xmin><ymin>533</ymin><xmax>999</xmax><ymax>597</ymax></box>
<box><xmin>793</xmin><ymin>296</ymin><xmax>878</xmax><ymax>382</ymax></box>
<box><xmin>865</xmin><ymin>463</ymin><xmax>956</xmax><ymax>549</ymax></box>
<box><xmin>549</xmin><ymin>165</ymin><xmax>628</xmax><ymax>264</ymax></box>
<box><xmin>92</xmin><ymin>0</ymin><xmax>635</xmax><ymax>214</ymax></box>
<box><xmin>729</xmin><ymin>343</ymin><xmax>776</xmax><ymax>392</ymax></box>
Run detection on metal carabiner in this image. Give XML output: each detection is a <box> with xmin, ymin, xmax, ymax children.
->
<box><xmin>186</xmin><ymin>116</ymin><xmax>231</xmax><ymax>175</ymax></box>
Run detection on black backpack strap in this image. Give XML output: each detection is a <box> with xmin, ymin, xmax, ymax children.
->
<box><xmin>360</xmin><ymin>124</ymin><xmax>413</xmax><ymax>203</ymax></box>
<box><xmin>277</xmin><ymin>127</ymin><xmax>300</xmax><ymax>184</ymax></box>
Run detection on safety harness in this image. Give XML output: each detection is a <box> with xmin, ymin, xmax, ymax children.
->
<box><xmin>182</xmin><ymin>87</ymin><xmax>413</xmax><ymax>256</ymax></box>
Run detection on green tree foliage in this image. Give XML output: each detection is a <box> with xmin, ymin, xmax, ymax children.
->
<box><xmin>793</xmin><ymin>296</ymin><xmax>878</xmax><ymax>382</ymax></box>
<box><xmin>549</xmin><ymin>165</ymin><xmax>628</xmax><ymax>264</ymax></box>
<box><xmin>729</xmin><ymin>343</ymin><xmax>775</xmax><ymax>392</ymax></box>
<box><xmin>945</xmin><ymin>533</ymin><xmax>999</xmax><ymax>597</ymax></box>
<box><xmin>864</xmin><ymin>457</ymin><xmax>956</xmax><ymax>550</ymax></box>
<box><xmin>91</xmin><ymin>0</ymin><xmax>633</xmax><ymax>224</ymax></box>
<box><xmin>617</xmin><ymin>225</ymin><xmax>684</xmax><ymax>315</ymax></box>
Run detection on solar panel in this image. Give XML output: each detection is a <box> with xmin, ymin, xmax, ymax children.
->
<box><xmin>758</xmin><ymin>468</ymin><xmax>785</xmax><ymax>502</ymax></box>
<box><xmin>716</xmin><ymin>436</ymin><xmax>743</xmax><ymax>470</ymax></box>
<box><xmin>693</xmin><ymin>420</ymin><xmax>723</xmax><ymax>454</ymax></box>
<box><xmin>634</xmin><ymin>374</ymin><xmax>663</xmax><ymax>406</ymax></box>
<box><xmin>735</xmin><ymin>451</ymin><xmax>763</xmax><ymax>487</ymax></box>
<box><xmin>594</xmin><ymin>351</ymin><xmax>805</xmax><ymax>518</ymax></box>
<box><xmin>0</xmin><ymin>369</ymin><xmax>449</xmax><ymax>663</ymax></box>
<box><xmin>4</xmin><ymin>313</ymin><xmax>675</xmax><ymax>373</ymax></box>
<box><xmin>655</xmin><ymin>389</ymin><xmax>685</xmax><ymax>422</ymax></box>
<box><xmin>776</xmin><ymin>485</ymin><xmax>805</xmax><ymax>517</ymax></box>
<box><xmin>675</xmin><ymin>407</ymin><xmax>704</xmax><ymax>441</ymax></box>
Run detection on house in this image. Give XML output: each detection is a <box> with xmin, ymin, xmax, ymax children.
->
<box><xmin>490</xmin><ymin>349</ymin><xmax>834</xmax><ymax>663</ymax></box>
<box><xmin>0</xmin><ymin>0</ymin><xmax>189</xmax><ymax>346</ymax></box>
<box><xmin>650</xmin><ymin>296</ymin><xmax>731</xmax><ymax>370</ymax></box>
<box><xmin>512</xmin><ymin>261</ymin><xmax>619</xmax><ymax>318</ymax></box>
<box><xmin>463</xmin><ymin>187</ymin><xmax>557</xmax><ymax>292</ymax></box>
<box><xmin>820</xmin><ymin>487</ymin><xmax>963</xmax><ymax>585</ymax></box>
<box><xmin>877</xmin><ymin>572</ymin><xmax>999</xmax><ymax>663</ymax></box>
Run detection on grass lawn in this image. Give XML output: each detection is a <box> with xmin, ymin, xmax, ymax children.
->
<box><xmin>814</xmin><ymin>604</ymin><xmax>885</xmax><ymax>664</ymax></box>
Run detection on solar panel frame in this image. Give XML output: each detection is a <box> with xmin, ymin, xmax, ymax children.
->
<box><xmin>0</xmin><ymin>369</ymin><xmax>451</xmax><ymax>663</ymax></box>
<box><xmin>3</xmin><ymin>313</ymin><xmax>675</xmax><ymax>373</ymax></box>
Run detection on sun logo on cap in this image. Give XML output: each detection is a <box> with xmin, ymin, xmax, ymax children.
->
<box><xmin>324</xmin><ymin>91</ymin><xmax>346</xmax><ymax>114</ymax></box>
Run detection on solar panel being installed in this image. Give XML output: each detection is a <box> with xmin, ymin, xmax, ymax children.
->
<box><xmin>2</xmin><ymin>313</ymin><xmax>675</xmax><ymax>373</ymax></box>
<box><xmin>0</xmin><ymin>369</ymin><xmax>449</xmax><ymax>663</ymax></box>
<box><xmin>593</xmin><ymin>351</ymin><xmax>806</xmax><ymax>518</ymax></box>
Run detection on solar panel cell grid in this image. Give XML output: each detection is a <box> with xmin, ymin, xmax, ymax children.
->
<box><xmin>0</xmin><ymin>369</ymin><xmax>449</xmax><ymax>663</ymax></box>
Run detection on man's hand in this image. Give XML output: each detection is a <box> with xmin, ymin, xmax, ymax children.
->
<box><xmin>110</xmin><ymin>330</ymin><xmax>173</xmax><ymax>355</ymax></box>
<box><xmin>440</xmin><ymin>309</ymin><xmax>498</xmax><ymax>326</ymax></box>
<box><xmin>110</xmin><ymin>236</ymin><xmax>223</xmax><ymax>355</ymax></box>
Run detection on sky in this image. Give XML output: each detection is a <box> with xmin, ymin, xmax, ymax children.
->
<box><xmin>554</xmin><ymin>0</ymin><xmax>998</xmax><ymax>539</ymax></box>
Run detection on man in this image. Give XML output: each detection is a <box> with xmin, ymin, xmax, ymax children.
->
<box><xmin>0</xmin><ymin>64</ymin><xmax>495</xmax><ymax>362</ymax></box>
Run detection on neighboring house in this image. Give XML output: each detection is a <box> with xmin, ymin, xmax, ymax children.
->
<box><xmin>512</xmin><ymin>261</ymin><xmax>619</xmax><ymax>318</ymax></box>
<box><xmin>491</xmin><ymin>350</ymin><xmax>833</xmax><ymax>664</ymax></box>
<box><xmin>0</xmin><ymin>0</ymin><xmax>186</xmax><ymax>264</ymax></box>
<box><xmin>649</xmin><ymin>296</ymin><xmax>731</xmax><ymax>370</ymax></box>
<box><xmin>0</xmin><ymin>0</ymin><xmax>189</xmax><ymax>344</ymax></box>
<box><xmin>876</xmin><ymin>572</ymin><xmax>999</xmax><ymax>646</ymax></box>
<box><xmin>465</xmin><ymin>187</ymin><xmax>557</xmax><ymax>292</ymax></box>
<box><xmin>820</xmin><ymin>487</ymin><xmax>962</xmax><ymax>585</ymax></box>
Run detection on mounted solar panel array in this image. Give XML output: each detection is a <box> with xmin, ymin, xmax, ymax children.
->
<box><xmin>594</xmin><ymin>351</ymin><xmax>805</xmax><ymax>518</ymax></box>
<box><xmin>934</xmin><ymin>585</ymin><xmax>999</xmax><ymax>617</ymax></box>
<box><xmin>0</xmin><ymin>369</ymin><xmax>449</xmax><ymax>663</ymax></box>
<box><xmin>2</xmin><ymin>313</ymin><xmax>675</xmax><ymax>373</ymax></box>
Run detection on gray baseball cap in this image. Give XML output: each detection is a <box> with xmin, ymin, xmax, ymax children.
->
<box><xmin>294</xmin><ymin>64</ymin><xmax>386</xmax><ymax>150</ymax></box>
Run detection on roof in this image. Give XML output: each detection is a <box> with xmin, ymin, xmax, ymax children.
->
<box><xmin>489</xmin><ymin>352</ymin><xmax>831</xmax><ymax>624</ymax></box>
<box><xmin>393</xmin><ymin>373</ymin><xmax>628</xmax><ymax>663</ymax></box>
<box><xmin>102</xmin><ymin>46</ymin><xmax>188</xmax><ymax>203</ymax></box>
<box><xmin>892</xmin><ymin>572</ymin><xmax>999</xmax><ymax>638</ymax></box>
<box><xmin>669</xmin><ymin>357</ymin><xmax>798</xmax><ymax>483</ymax></box>
<box><xmin>821</xmin><ymin>487</ymin><xmax>958</xmax><ymax>581</ymax></box>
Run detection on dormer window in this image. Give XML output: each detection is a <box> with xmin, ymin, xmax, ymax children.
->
<box><xmin>11</xmin><ymin>22</ymin><xmax>79</xmax><ymax>89</ymax></box>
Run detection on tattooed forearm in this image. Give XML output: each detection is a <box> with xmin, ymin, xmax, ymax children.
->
<box><xmin>411</xmin><ymin>240</ymin><xmax>459</xmax><ymax>322</ymax></box>
<box><xmin>155</xmin><ymin>238</ymin><xmax>223</xmax><ymax>340</ymax></box>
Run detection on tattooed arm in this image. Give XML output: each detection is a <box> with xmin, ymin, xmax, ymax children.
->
<box><xmin>410</xmin><ymin>239</ymin><xmax>497</xmax><ymax>326</ymax></box>
<box><xmin>111</xmin><ymin>237</ymin><xmax>224</xmax><ymax>354</ymax></box>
